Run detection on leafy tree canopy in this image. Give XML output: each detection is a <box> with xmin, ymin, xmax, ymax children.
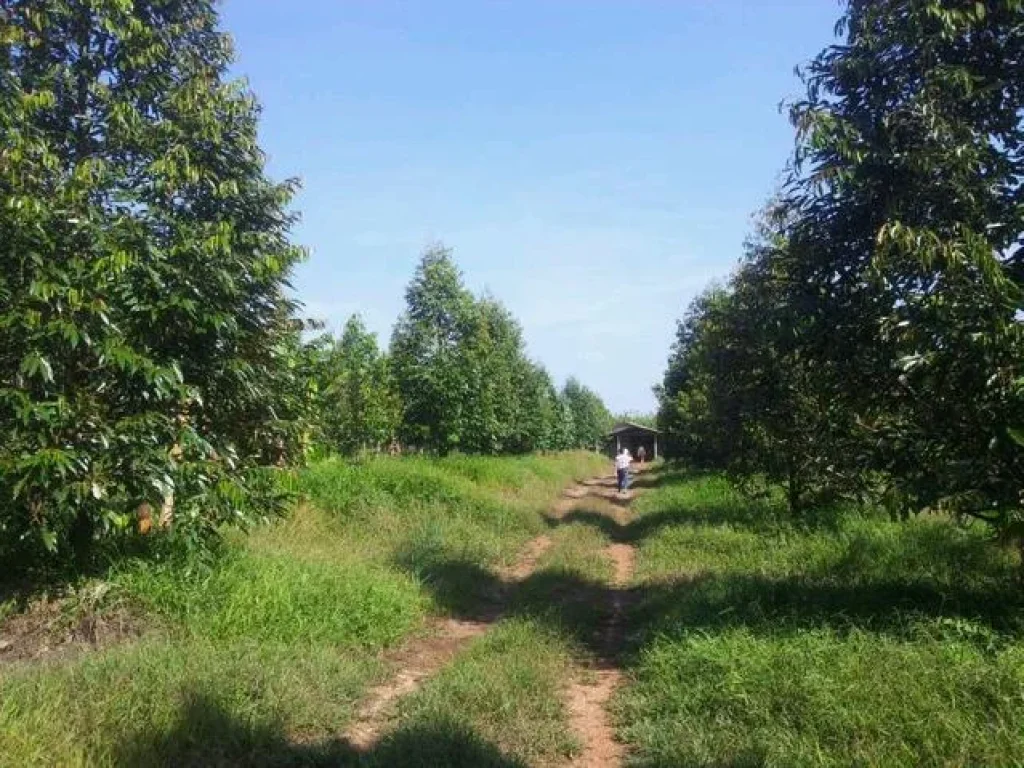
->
<box><xmin>0</xmin><ymin>0</ymin><xmax>305</xmax><ymax>565</ymax></box>
<box><xmin>659</xmin><ymin>0</ymin><xmax>1024</xmax><ymax>525</ymax></box>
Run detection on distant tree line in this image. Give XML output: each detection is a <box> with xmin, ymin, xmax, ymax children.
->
<box><xmin>658</xmin><ymin>0</ymin><xmax>1023</xmax><ymax>532</ymax></box>
<box><xmin>302</xmin><ymin>246</ymin><xmax>612</xmax><ymax>457</ymax></box>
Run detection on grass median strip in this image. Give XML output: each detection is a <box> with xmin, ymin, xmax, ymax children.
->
<box><xmin>382</xmin><ymin>618</ymin><xmax>579</xmax><ymax>768</ymax></box>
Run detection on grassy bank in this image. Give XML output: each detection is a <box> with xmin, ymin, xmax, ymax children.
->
<box><xmin>616</xmin><ymin>469</ymin><xmax>1024</xmax><ymax>767</ymax></box>
<box><xmin>0</xmin><ymin>452</ymin><xmax>606</xmax><ymax>767</ymax></box>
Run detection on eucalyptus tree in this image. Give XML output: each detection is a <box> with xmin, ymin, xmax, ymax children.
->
<box><xmin>390</xmin><ymin>246</ymin><xmax>480</xmax><ymax>453</ymax></box>
<box><xmin>321</xmin><ymin>316</ymin><xmax>400</xmax><ymax>455</ymax></box>
<box><xmin>515</xmin><ymin>362</ymin><xmax>562</xmax><ymax>452</ymax></box>
<box><xmin>562</xmin><ymin>378</ymin><xmax>612</xmax><ymax>451</ymax></box>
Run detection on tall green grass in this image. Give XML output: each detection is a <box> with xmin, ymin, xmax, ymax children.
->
<box><xmin>617</xmin><ymin>468</ymin><xmax>1024</xmax><ymax>767</ymax></box>
<box><xmin>369</xmin><ymin>513</ymin><xmax>626</xmax><ymax>767</ymax></box>
<box><xmin>0</xmin><ymin>640</ymin><xmax>379</xmax><ymax>767</ymax></box>
<box><xmin>121</xmin><ymin>551</ymin><xmax>426</xmax><ymax>647</ymax></box>
<box><xmin>0</xmin><ymin>452</ymin><xmax>605</xmax><ymax>766</ymax></box>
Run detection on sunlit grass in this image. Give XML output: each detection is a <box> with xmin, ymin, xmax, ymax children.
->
<box><xmin>0</xmin><ymin>452</ymin><xmax>605</xmax><ymax>766</ymax></box>
<box><xmin>617</xmin><ymin>467</ymin><xmax>1024</xmax><ymax>767</ymax></box>
<box><xmin>390</xmin><ymin>618</ymin><xmax>579</xmax><ymax>766</ymax></box>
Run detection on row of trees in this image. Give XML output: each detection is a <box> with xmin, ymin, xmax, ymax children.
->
<box><xmin>304</xmin><ymin>246</ymin><xmax>612</xmax><ymax>457</ymax></box>
<box><xmin>0</xmin><ymin>2</ymin><xmax>610</xmax><ymax>567</ymax></box>
<box><xmin>658</xmin><ymin>0</ymin><xmax>1023</xmax><ymax>530</ymax></box>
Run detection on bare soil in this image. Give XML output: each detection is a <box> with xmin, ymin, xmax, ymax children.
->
<box><xmin>500</xmin><ymin>534</ymin><xmax>553</xmax><ymax>582</ymax></box>
<box><xmin>342</xmin><ymin>615</ymin><xmax>493</xmax><ymax>751</ymax></box>
<box><xmin>0</xmin><ymin>587</ymin><xmax>145</xmax><ymax>664</ymax></box>
<box><xmin>345</xmin><ymin>470</ymin><xmax>647</xmax><ymax>765</ymax></box>
<box><xmin>563</xmin><ymin>541</ymin><xmax>637</xmax><ymax>767</ymax></box>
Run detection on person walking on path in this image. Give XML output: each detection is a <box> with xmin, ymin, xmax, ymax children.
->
<box><xmin>637</xmin><ymin>445</ymin><xmax>647</xmax><ymax>465</ymax></box>
<box><xmin>615</xmin><ymin>447</ymin><xmax>632</xmax><ymax>494</ymax></box>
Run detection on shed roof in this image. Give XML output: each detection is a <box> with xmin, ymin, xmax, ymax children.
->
<box><xmin>607</xmin><ymin>421</ymin><xmax>660</xmax><ymax>436</ymax></box>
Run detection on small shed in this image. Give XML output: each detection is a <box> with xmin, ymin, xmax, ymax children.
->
<box><xmin>606</xmin><ymin>422</ymin><xmax>660</xmax><ymax>460</ymax></box>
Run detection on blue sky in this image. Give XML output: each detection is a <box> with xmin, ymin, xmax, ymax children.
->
<box><xmin>220</xmin><ymin>1</ymin><xmax>841</xmax><ymax>414</ymax></box>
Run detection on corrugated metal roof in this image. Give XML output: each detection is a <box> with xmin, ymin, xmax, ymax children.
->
<box><xmin>607</xmin><ymin>421</ymin><xmax>660</xmax><ymax>435</ymax></box>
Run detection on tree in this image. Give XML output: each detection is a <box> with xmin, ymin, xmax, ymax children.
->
<box><xmin>390</xmin><ymin>245</ymin><xmax>477</xmax><ymax>453</ymax></box>
<box><xmin>562</xmin><ymin>378</ymin><xmax>612</xmax><ymax>451</ymax></box>
<box><xmin>390</xmin><ymin>245</ymin><xmax>610</xmax><ymax>455</ymax></box>
<box><xmin>460</xmin><ymin>297</ymin><xmax>522</xmax><ymax>454</ymax></box>
<box><xmin>515</xmin><ymin>362</ymin><xmax>562</xmax><ymax>452</ymax></box>
<box><xmin>613</xmin><ymin>412</ymin><xmax>657</xmax><ymax>429</ymax></box>
<box><xmin>659</xmin><ymin>224</ymin><xmax>861</xmax><ymax>514</ymax></box>
<box><xmin>657</xmin><ymin>285</ymin><xmax>743</xmax><ymax>470</ymax></box>
<box><xmin>784</xmin><ymin>0</ymin><xmax>1024</xmax><ymax>522</ymax></box>
<box><xmin>0</xmin><ymin>1</ymin><xmax>304</xmax><ymax>566</ymax></box>
<box><xmin>662</xmin><ymin>0</ymin><xmax>1024</xmax><ymax>523</ymax></box>
<box><xmin>323</xmin><ymin>316</ymin><xmax>400</xmax><ymax>455</ymax></box>
<box><xmin>552</xmin><ymin>389</ymin><xmax>578</xmax><ymax>451</ymax></box>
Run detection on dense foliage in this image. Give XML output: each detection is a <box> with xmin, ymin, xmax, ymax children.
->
<box><xmin>658</xmin><ymin>0</ymin><xmax>1024</xmax><ymax>527</ymax></box>
<box><xmin>0</xmin><ymin>3</ymin><xmax>617</xmax><ymax>570</ymax></box>
<box><xmin>562</xmin><ymin>377</ymin><xmax>613</xmax><ymax>451</ymax></box>
<box><xmin>310</xmin><ymin>246</ymin><xmax>611</xmax><ymax>457</ymax></box>
<box><xmin>317</xmin><ymin>316</ymin><xmax>401</xmax><ymax>455</ymax></box>
<box><xmin>0</xmin><ymin>0</ymin><xmax>305</xmax><ymax>566</ymax></box>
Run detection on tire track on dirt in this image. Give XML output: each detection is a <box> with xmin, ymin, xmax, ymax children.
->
<box><xmin>563</xmin><ymin>474</ymin><xmax>641</xmax><ymax>767</ymax></box>
<box><xmin>342</xmin><ymin>479</ymin><xmax>594</xmax><ymax>753</ymax></box>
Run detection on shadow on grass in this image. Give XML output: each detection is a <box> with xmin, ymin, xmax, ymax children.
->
<box><xmin>548</xmin><ymin>497</ymin><xmax>784</xmax><ymax>544</ymax></box>
<box><xmin>632</xmin><ymin>570</ymin><xmax>1024</xmax><ymax>643</ymax></box>
<box><xmin>392</xmin><ymin>541</ymin><xmax>621</xmax><ymax>659</ymax></box>
<box><xmin>0</xmin><ymin>534</ymin><xmax>220</xmax><ymax>612</ymax></box>
<box><xmin>628</xmin><ymin>468</ymin><xmax>681</xmax><ymax>490</ymax></box>
<box><xmin>394</xmin><ymin>536</ymin><xmax>1024</xmax><ymax>665</ymax></box>
<box><xmin>392</xmin><ymin>464</ymin><xmax>1024</xmax><ymax>663</ymax></box>
<box><xmin>0</xmin><ymin>558</ymin><xmax>118</xmax><ymax>612</ymax></box>
<box><xmin>394</xmin><ymin>553</ymin><xmax>508</xmax><ymax>621</ymax></box>
<box><xmin>104</xmin><ymin>468</ymin><xmax>1023</xmax><ymax>767</ymax></box>
<box><xmin>113</xmin><ymin>691</ymin><xmax>527</xmax><ymax>767</ymax></box>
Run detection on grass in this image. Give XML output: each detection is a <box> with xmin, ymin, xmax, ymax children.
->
<box><xmin>0</xmin><ymin>451</ymin><xmax>606</xmax><ymax>767</ymax></box>
<box><xmin>615</xmin><ymin>468</ymin><xmax>1024</xmax><ymax>767</ymax></box>
<box><xmin>11</xmin><ymin>456</ymin><xmax>1017</xmax><ymax>766</ymax></box>
<box><xmin>385</xmin><ymin>618</ymin><xmax>579</xmax><ymax>767</ymax></box>
<box><xmin>374</xmin><ymin>515</ymin><xmax>623</xmax><ymax>768</ymax></box>
<box><xmin>621</xmin><ymin>629</ymin><xmax>1024</xmax><ymax>768</ymax></box>
<box><xmin>121</xmin><ymin>550</ymin><xmax>427</xmax><ymax>647</ymax></box>
<box><xmin>294</xmin><ymin>453</ymin><xmax>601</xmax><ymax>576</ymax></box>
<box><xmin>0</xmin><ymin>640</ymin><xmax>379</xmax><ymax>767</ymax></box>
<box><xmin>514</xmin><ymin>506</ymin><xmax>618</xmax><ymax>648</ymax></box>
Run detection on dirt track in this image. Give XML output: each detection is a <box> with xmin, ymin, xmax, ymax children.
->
<box><xmin>342</xmin><ymin>470</ymin><xmax>645</xmax><ymax>765</ymax></box>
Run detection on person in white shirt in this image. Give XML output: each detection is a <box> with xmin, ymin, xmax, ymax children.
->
<box><xmin>614</xmin><ymin>448</ymin><xmax>632</xmax><ymax>493</ymax></box>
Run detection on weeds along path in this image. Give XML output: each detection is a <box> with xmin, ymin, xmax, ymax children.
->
<box><xmin>560</xmin><ymin>473</ymin><xmax>641</xmax><ymax>768</ymax></box>
<box><xmin>342</xmin><ymin>477</ymin><xmax>599</xmax><ymax>753</ymax></box>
